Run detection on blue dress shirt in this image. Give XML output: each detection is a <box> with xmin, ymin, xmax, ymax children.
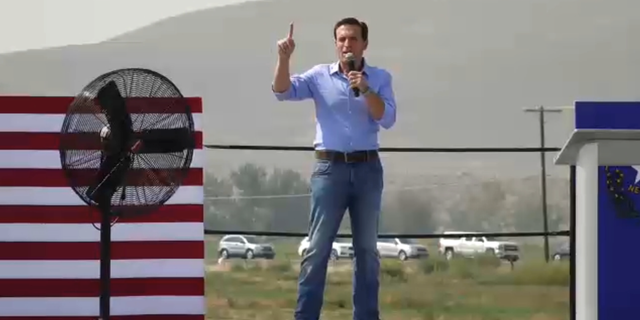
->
<box><xmin>273</xmin><ymin>61</ymin><xmax>397</xmax><ymax>152</ymax></box>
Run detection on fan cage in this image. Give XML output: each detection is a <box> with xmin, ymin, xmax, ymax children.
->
<box><xmin>59</xmin><ymin>68</ymin><xmax>195</xmax><ymax>217</ymax></box>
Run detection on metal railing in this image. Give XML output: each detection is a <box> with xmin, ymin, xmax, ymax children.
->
<box><xmin>203</xmin><ymin>144</ymin><xmax>569</xmax><ymax>240</ymax></box>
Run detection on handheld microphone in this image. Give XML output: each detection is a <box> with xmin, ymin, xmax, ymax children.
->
<box><xmin>345</xmin><ymin>53</ymin><xmax>360</xmax><ymax>97</ymax></box>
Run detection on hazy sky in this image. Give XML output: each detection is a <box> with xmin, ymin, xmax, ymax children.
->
<box><xmin>0</xmin><ymin>0</ymin><xmax>261</xmax><ymax>54</ymax></box>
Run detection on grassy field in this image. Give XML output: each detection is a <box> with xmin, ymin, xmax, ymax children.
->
<box><xmin>205</xmin><ymin>239</ymin><xmax>571</xmax><ymax>320</ymax></box>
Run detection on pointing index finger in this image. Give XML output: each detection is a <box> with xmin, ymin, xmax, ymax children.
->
<box><xmin>288</xmin><ymin>22</ymin><xmax>294</xmax><ymax>38</ymax></box>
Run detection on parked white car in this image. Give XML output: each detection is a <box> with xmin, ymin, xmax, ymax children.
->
<box><xmin>377</xmin><ymin>238</ymin><xmax>429</xmax><ymax>260</ymax></box>
<box><xmin>298</xmin><ymin>237</ymin><xmax>354</xmax><ymax>260</ymax></box>
<box><xmin>438</xmin><ymin>231</ymin><xmax>519</xmax><ymax>262</ymax></box>
<box><xmin>218</xmin><ymin>235</ymin><xmax>275</xmax><ymax>260</ymax></box>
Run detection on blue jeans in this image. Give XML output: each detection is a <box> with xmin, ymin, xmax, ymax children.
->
<box><xmin>294</xmin><ymin>157</ymin><xmax>384</xmax><ymax>320</ymax></box>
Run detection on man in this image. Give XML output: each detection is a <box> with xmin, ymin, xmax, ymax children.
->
<box><xmin>271</xmin><ymin>17</ymin><xmax>397</xmax><ymax>320</ymax></box>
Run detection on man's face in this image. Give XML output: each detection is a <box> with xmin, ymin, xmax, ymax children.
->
<box><xmin>335</xmin><ymin>24</ymin><xmax>368</xmax><ymax>62</ymax></box>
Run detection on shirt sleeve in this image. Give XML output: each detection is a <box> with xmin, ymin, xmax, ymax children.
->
<box><xmin>375</xmin><ymin>71</ymin><xmax>397</xmax><ymax>129</ymax></box>
<box><xmin>272</xmin><ymin>66</ymin><xmax>317</xmax><ymax>101</ymax></box>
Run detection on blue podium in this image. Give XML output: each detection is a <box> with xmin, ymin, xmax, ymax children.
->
<box><xmin>555</xmin><ymin>102</ymin><xmax>640</xmax><ymax>320</ymax></box>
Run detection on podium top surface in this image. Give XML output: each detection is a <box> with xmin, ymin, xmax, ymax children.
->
<box><xmin>554</xmin><ymin>129</ymin><xmax>640</xmax><ymax>165</ymax></box>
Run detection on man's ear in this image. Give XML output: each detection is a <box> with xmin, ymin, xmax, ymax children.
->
<box><xmin>363</xmin><ymin>40</ymin><xmax>369</xmax><ymax>51</ymax></box>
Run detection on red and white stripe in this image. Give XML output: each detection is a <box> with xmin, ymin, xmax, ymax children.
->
<box><xmin>0</xmin><ymin>96</ymin><xmax>205</xmax><ymax>320</ymax></box>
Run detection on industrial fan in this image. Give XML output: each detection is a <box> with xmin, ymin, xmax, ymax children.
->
<box><xmin>58</xmin><ymin>68</ymin><xmax>196</xmax><ymax>320</ymax></box>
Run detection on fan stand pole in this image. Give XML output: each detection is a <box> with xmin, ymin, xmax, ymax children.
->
<box><xmin>99</xmin><ymin>207</ymin><xmax>112</xmax><ymax>320</ymax></box>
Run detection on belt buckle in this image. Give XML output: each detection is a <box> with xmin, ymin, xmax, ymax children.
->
<box><xmin>343</xmin><ymin>152</ymin><xmax>356</xmax><ymax>164</ymax></box>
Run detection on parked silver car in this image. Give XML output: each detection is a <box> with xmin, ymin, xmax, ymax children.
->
<box><xmin>377</xmin><ymin>238</ymin><xmax>429</xmax><ymax>260</ymax></box>
<box><xmin>298</xmin><ymin>236</ymin><xmax>354</xmax><ymax>260</ymax></box>
<box><xmin>552</xmin><ymin>241</ymin><xmax>570</xmax><ymax>261</ymax></box>
<box><xmin>218</xmin><ymin>235</ymin><xmax>275</xmax><ymax>260</ymax></box>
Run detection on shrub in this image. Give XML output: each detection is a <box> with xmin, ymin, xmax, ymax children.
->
<box><xmin>447</xmin><ymin>258</ymin><xmax>478</xmax><ymax>279</ymax></box>
<box><xmin>230</xmin><ymin>262</ymin><xmax>247</xmax><ymax>272</ymax></box>
<box><xmin>380</xmin><ymin>260</ymin><xmax>407</xmax><ymax>282</ymax></box>
<box><xmin>419</xmin><ymin>257</ymin><xmax>450</xmax><ymax>274</ymax></box>
<box><xmin>480</xmin><ymin>261</ymin><xmax>570</xmax><ymax>286</ymax></box>
<box><xmin>474</xmin><ymin>252</ymin><xmax>502</xmax><ymax>269</ymax></box>
<box><xmin>265</xmin><ymin>259</ymin><xmax>294</xmax><ymax>273</ymax></box>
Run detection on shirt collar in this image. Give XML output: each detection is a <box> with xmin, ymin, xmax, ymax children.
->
<box><xmin>330</xmin><ymin>58</ymin><xmax>370</xmax><ymax>75</ymax></box>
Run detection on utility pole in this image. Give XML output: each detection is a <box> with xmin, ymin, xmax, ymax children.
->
<box><xmin>523</xmin><ymin>105</ymin><xmax>564</xmax><ymax>262</ymax></box>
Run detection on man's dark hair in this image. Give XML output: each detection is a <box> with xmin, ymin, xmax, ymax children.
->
<box><xmin>333</xmin><ymin>17</ymin><xmax>368</xmax><ymax>41</ymax></box>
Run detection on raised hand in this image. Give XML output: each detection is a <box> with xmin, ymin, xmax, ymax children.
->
<box><xmin>277</xmin><ymin>22</ymin><xmax>296</xmax><ymax>59</ymax></box>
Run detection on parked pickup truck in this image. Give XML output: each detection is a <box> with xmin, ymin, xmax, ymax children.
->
<box><xmin>438</xmin><ymin>231</ymin><xmax>520</xmax><ymax>262</ymax></box>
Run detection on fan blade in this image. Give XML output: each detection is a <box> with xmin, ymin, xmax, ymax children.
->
<box><xmin>85</xmin><ymin>81</ymin><xmax>135</xmax><ymax>210</ymax></box>
<box><xmin>135</xmin><ymin>128</ymin><xmax>195</xmax><ymax>153</ymax></box>
<box><xmin>85</xmin><ymin>153</ymin><xmax>133</xmax><ymax>208</ymax></box>
<box><xmin>96</xmin><ymin>80</ymin><xmax>133</xmax><ymax>150</ymax></box>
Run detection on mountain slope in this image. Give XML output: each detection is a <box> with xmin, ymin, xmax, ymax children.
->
<box><xmin>0</xmin><ymin>0</ymin><xmax>638</xmax><ymax>178</ymax></box>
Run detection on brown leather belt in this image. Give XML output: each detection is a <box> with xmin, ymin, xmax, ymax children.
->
<box><xmin>315</xmin><ymin>150</ymin><xmax>379</xmax><ymax>163</ymax></box>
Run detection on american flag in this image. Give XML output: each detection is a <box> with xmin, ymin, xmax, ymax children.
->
<box><xmin>0</xmin><ymin>96</ymin><xmax>205</xmax><ymax>319</ymax></box>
